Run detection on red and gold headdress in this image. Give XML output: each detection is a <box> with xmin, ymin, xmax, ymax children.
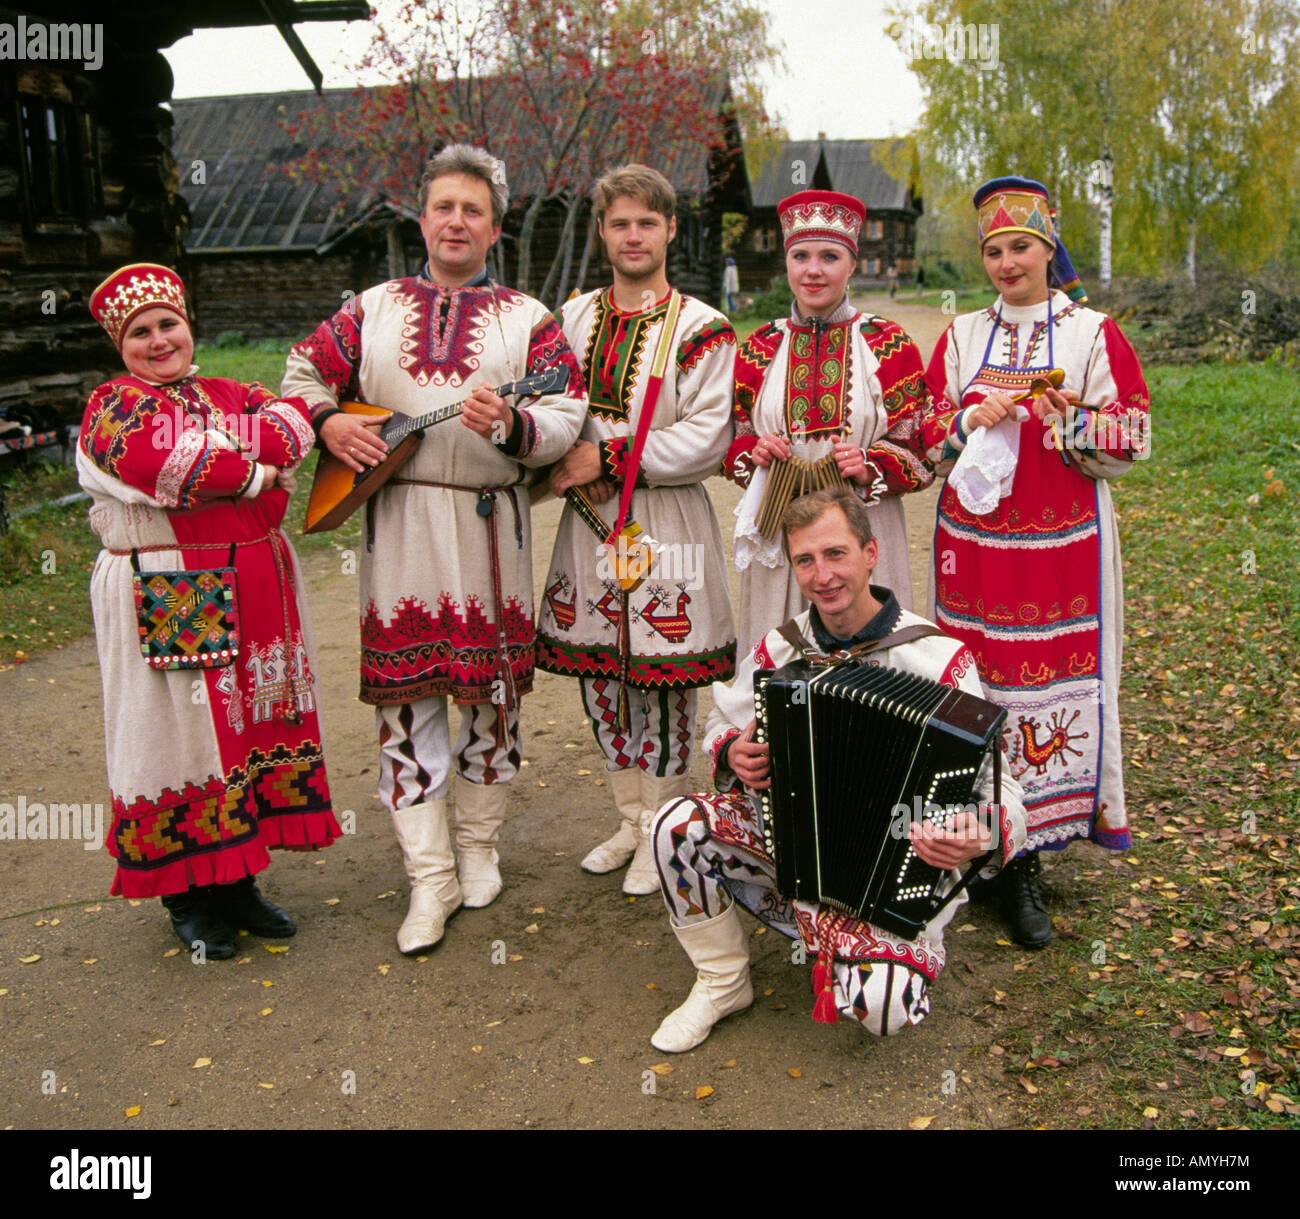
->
<box><xmin>777</xmin><ymin>190</ymin><xmax>866</xmax><ymax>255</ymax></box>
<box><xmin>89</xmin><ymin>263</ymin><xmax>189</xmax><ymax>348</ymax></box>
<box><xmin>974</xmin><ymin>177</ymin><xmax>1087</xmax><ymax>303</ymax></box>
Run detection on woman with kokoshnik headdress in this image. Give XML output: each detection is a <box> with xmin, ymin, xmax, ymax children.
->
<box><xmin>78</xmin><ymin>263</ymin><xmax>340</xmax><ymax>958</ymax></box>
<box><xmin>722</xmin><ymin>189</ymin><xmax>935</xmax><ymax>657</ymax></box>
<box><xmin>920</xmin><ymin>177</ymin><xmax>1152</xmax><ymax>948</ymax></box>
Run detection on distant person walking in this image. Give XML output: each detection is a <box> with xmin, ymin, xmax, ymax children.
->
<box><xmin>723</xmin><ymin>257</ymin><xmax>739</xmax><ymax>312</ymax></box>
<box><xmin>886</xmin><ymin>262</ymin><xmax>899</xmax><ymax>298</ymax></box>
<box><xmin>915</xmin><ymin>264</ymin><xmax>925</xmax><ymax>295</ymax></box>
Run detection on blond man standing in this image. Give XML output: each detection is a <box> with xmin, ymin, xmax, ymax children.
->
<box><xmin>537</xmin><ymin>165</ymin><xmax>737</xmax><ymax>893</ymax></box>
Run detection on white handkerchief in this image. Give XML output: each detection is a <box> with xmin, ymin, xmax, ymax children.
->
<box><xmin>733</xmin><ymin>465</ymin><xmax>784</xmax><ymax>571</ymax></box>
<box><xmin>949</xmin><ymin>406</ymin><xmax>1029</xmax><ymax>516</ymax></box>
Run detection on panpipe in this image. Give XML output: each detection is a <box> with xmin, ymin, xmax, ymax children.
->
<box><xmin>753</xmin><ymin>658</ymin><xmax>1005</xmax><ymax>940</ymax></box>
<box><xmin>754</xmin><ymin>452</ymin><xmax>849</xmax><ymax>540</ymax></box>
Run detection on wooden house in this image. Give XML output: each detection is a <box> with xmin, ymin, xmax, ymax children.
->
<box><xmin>170</xmin><ymin>74</ymin><xmax>751</xmax><ymax>339</ymax></box>
<box><xmin>738</xmin><ymin>137</ymin><xmax>922</xmax><ymax>292</ymax></box>
<box><xmin>0</xmin><ymin>1</ymin><xmax>369</xmax><ymax>427</ymax></box>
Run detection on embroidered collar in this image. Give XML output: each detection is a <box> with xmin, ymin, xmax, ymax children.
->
<box><xmin>809</xmin><ymin>585</ymin><xmax>901</xmax><ymax>651</ymax></box>
<box><xmin>790</xmin><ymin>296</ymin><xmax>858</xmax><ymax>327</ymax></box>
<box><xmin>985</xmin><ymin>289</ymin><xmax>1074</xmax><ymax>326</ymax></box>
<box><xmin>130</xmin><ymin>364</ymin><xmax>200</xmax><ymax>388</ymax></box>
<box><xmin>417</xmin><ymin>263</ymin><xmax>492</xmax><ymax>290</ymax></box>
<box><xmin>602</xmin><ymin>285</ymin><xmax>673</xmax><ymax>318</ymax></box>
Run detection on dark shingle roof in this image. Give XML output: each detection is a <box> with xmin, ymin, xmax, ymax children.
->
<box><xmin>752</xmin><ymin>138</ymin><xmax>918</xmax><ymax>212</ymax></box>
<box><xmin>173</xmin><ymin>91</ymin><xmax>388</xmax><ymax>252</ymax></box>
<box><xmin>173</xmin><ymin>76</ymin><xmax>748</xmax><ymax>253</ymax></box>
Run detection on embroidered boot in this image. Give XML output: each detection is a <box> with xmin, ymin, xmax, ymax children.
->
<box><xmin>453</xmin><ymin>775</ymin><xmax>508</xmax><ymax>908</ymax></box>
<box><xmin>623</xmin><ymin>771</ymin><xmax>692</xmax><ymax>896</ymax></box>
<box><xmin>580</xmin><ymin>767</ymin><xmax>643</xmax><ymax>874</ymax></box>
<box><xmin>390</xmin><ymin>799</ymin><xmax>462</xmax><ymax>954</ymax></box>
<box><xmin>650</xmin><ymin>903</ymin><xmax>754</xmax><ymax>1053</ymax></box>
<box><xmin>1003</xmin><ymin>852</ymin><xmax>1052</xmax><ymax>949</ymax></box>
<box><xmin>160</xmin><ymin>886</ymin><xmax>236</xmax><ymax>960</ymax></box>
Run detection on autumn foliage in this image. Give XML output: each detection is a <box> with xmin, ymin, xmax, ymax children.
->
<box><xmin>280</xmin><ymin>0</ymin><xmax>776</xmax><ymax>302</ymax></box>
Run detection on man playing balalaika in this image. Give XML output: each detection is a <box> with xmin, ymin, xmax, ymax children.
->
<box><xmin>647</xmin><ymin>488</ymin><xmax>1029</xmax><ymax>1051</ymax></box>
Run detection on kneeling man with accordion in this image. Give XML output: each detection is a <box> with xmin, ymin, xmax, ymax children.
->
<box><xmin>648</xmin><ymin>488</ymin><xmax>1028</xmax><ymax>1051</ymax></box>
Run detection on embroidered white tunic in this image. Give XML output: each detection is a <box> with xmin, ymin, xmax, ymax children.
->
<box><xmin>535</xmin><ymin>289</ymin><xmax>738</xmax><ymax>688</ymax></box>
<box><xmin>921</xmin><ymin>290</ymin><xmax>1151</xmax><ymax>851</ymax></box>
<box><xmin>282</xmin><ymin>273</ymin><xmax>586</xmax><ymax>705</ymax></box>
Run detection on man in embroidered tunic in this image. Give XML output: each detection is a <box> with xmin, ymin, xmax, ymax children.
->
<box><xmin>282</xmin><ymin>145</ymin><xmax>586</xmax><ymax>953</ymax></box>
<box><xmin>536</xmin><ymin>164</ymin><xmax>737</xmax><ymax>894</ymax></box>
<box><xmin>647</xmin><ymin>489</ymin><xmax>1027</xmax><ymax>1051</ymax></box>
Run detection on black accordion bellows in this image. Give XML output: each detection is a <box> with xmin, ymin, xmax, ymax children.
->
<box><xmin>754</xmin><ymin>659</ymin><xmax>1006</xmax><ymax>940</ymax></box>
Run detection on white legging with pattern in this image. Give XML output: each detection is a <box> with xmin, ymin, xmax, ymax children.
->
<box><xmin>651</xmin><ymin>793</ymin><xmax>932</xmax><ymax>1036</ymax></box>
<box><xmin>376</xmin><ymin>697</ymin><xmax>521</xmax><ymax>811</ymax></box>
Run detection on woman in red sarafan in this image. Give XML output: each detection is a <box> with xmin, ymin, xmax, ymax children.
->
<box><xmin>78</xmin><ymin>263</ymin><xmax>339</xmax><ymax>957</ymax></box>
<box><xmin>921</xmin><ymin>178</ymin><xmax>1151</xmax><ymax>949</ymax></box>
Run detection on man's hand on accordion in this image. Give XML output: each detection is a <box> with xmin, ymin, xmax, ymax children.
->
<box><xmin>731</xmin><ymin>719</ymin><xmax>771</xmax><ymax>791</ymax></box>
<box><xmin>908</xmin><ymin>810</ymin><xmax>994</xmax><ymax>870</ymax></box>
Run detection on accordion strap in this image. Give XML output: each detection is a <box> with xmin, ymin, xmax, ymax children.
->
<box><xmin>775</xmin><ymin>619</ymin><xmax>946</xmax><ymax>666</ymax></box>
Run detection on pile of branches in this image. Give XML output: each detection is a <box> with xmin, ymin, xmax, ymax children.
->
<box><xmin>1093</xmin><ymin>273</ymin><xmax>1300</xmax><ymax>364</ymax></box>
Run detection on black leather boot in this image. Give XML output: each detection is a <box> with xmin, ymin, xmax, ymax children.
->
<box><xmin>1002</xmin><ymin>853</ymin><xmax>1052</xmax><ymax>949</ymax></box>
<box><xmin>159</xmin><ymin>886</ymin><xmax>237</xmax><ymax>959</ymax></box>
<box><xmin>212</xmin><ymin>876</ymin><xmax>297</xmax><ymax>938</ymax></box>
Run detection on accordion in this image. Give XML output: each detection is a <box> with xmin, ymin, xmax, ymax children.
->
<box><xmin>754</xmin><ymin>659</ymin><xmax>1006</xmax><ymax>940</ymax></box>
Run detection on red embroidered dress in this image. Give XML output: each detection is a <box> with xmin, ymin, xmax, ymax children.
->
<box><xmin>922</xmin><ymin>290</ymin><xmax>1151</xmax><ymax>851</ymax></box>
<box><xmin>77</xmin><ymin>373</ymin><xmax>339</xmax><ymax>897</ymax></box>
<box><xmin>282</xmin><ymin>274</ymin><xmax>586</xmax><ymax>706</ymax></box>
<box><xmin>723</xmin><ymin>310</ymin><xmax>934</xmax><ymax>653</ymax></box>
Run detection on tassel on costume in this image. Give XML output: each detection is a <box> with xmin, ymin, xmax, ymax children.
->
<box><xmin>810</xmin><ymin>910</ymin><xmax>841</xmax><ymax>1024</ymax></box>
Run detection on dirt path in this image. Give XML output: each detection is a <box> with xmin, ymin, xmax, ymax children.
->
<box><xmin>0</xmin><ymin>297</ymin><xmax>1073</xmax><ymax>1130</ymax></box>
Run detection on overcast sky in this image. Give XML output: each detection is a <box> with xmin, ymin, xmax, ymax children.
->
<box><xmin>163</xmin><ymin>0</ymin><xmax>925</xmax><ymax>139</ymax></box>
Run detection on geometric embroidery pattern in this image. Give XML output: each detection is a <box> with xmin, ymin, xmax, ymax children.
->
<box><xmin>110</xmin><ymin>741</ymin><xmax>331</xmax><ymax>871</ymax></box>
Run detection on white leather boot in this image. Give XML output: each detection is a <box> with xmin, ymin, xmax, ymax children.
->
<box><xmin>623</xmin><ymin>771</ymin><xmax>692</xmax><ymax>896</ymax></box>
<box><xmin>452</xmin><ymin>774</ymin><xmax>508</xmax><ymax>908</ymax></box>
<box><xmin>650</xmin><ymin>902</ymin><xmax>754</xmax><ymax>1053</ymax></box>
<box><xmin>580</xmin><ymin>767</ymin><xmax>643</xmax><ymax>874</ymax></box>
<box><xmin>390</xmin><ymin>799</ymin><xmax>462</xmax><ymax>954</ymax></box>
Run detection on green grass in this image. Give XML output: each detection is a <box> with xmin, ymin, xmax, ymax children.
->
<box><xmin>192</xmin><ymin>338</ymin><xmax>298</xmax><ymax>388</ymax></box>
<box><xmin>993</xmin><ymin>362</ymin><xmax>1300</xmax><ymax>1129</ymax></box>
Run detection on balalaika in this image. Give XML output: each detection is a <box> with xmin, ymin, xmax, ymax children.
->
<box><xmin>753</xmin><ymin>659</ymin><xmax>1006</xmax><ymax>940</ymax></box>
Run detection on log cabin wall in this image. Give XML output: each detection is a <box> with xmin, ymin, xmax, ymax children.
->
<box><xmin>1</xmin><ymin>30</ymin><xmax>186</xmax><ymax>427</ymax></box>
<box><xmin>186</xmin><ymin>247</ymin><xmax>388</xmax><ymax>342</ymax></box>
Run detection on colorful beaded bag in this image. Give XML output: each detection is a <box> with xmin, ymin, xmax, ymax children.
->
<box><xmin>130</xmin><ymin>546</ymin><xmax>239</xmax><ymax>669</ymax></box>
